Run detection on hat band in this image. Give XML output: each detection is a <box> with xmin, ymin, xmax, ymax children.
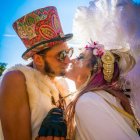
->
<box><xmin>22</xmin><ymin>33</ymin><xmax>73</xmax><ymax>58</ymax></box>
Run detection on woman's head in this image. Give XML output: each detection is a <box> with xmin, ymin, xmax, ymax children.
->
<box><xmin>66</xmin><ymin>42</ymin><xmax>120</xmax><ymax>89</ymax></box>
<box><xmin>66</xmin><ymin>48</ymin><xmax>96</xmax><ymax>88</ymax></box>
<box><xmin>66</xmin><ymin>41</ymin><xmax>136</xmax><ymax>91</ymax></box>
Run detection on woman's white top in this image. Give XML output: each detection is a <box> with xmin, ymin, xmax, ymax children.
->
<box><xmin>75</xmin><ymin>90</ymin><xmax>140</xmax><ymax>140</ymax></box>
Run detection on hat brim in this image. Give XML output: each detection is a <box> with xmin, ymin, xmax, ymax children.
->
<box><xmin>22</xmin><ymin>33</ymin><xmax>73</xmax><ymax>60</ymax></box>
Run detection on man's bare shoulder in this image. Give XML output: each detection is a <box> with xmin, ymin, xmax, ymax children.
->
<box><xmin>2</xmin><ymin>70</ymin><xmax>25</xmax><ymax>83</ymax></box>
<box><xmin>0</xmin><ymin>70</ymin><xmax>26</xmax><ymax>95</ymax></box>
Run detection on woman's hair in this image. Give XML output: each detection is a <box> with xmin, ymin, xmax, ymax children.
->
<box><xmin>65</xmin><ymin>48</ymin><xmax>136</xmax><ymax>139</ymax></box>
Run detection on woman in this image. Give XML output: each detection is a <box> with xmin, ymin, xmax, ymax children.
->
<box><xmin>65</xmin><ymin>41</ymin><xmax>140</xmax><ymax>140</ymax></box>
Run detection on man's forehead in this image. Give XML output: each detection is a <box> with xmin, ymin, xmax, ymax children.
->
<box><xmin>46</xmin><ymin>42</ymin><xmax>68</xmax><ymax>54</ymax></box>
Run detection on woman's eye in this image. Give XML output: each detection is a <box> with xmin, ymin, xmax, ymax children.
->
<box><xmin>76</xmin><ymin>54</ymin><xmax>84</xmax><ymax>60</ymax></box>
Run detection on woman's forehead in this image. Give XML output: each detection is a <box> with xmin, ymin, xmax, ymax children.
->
<box><xmin>80</xmin><ymin>49</ymin><xmax>92</xmax><ymax>57</ymax></box>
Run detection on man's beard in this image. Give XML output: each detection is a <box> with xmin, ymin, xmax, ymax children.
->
<box><xmin>44</xmin><ymin>61</ymin><xmax>65</xmax><ymax>77</ymax></box>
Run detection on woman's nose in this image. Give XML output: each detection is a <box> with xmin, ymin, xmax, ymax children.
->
<box><xmin>71</xmin><ymin>59</ymin><xmax>76</xmax><ymax>64</ymax></box>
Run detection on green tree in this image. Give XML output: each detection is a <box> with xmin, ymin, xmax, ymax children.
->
<box><xmin>0</xmin><ymin>63</ymin><xmax>7</xmax><ymax>76</ymax></box>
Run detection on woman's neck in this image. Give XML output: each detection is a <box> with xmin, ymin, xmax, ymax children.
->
<box><xmin>76</xmin><ymin>74</ymin><xmax>91</xmax><ymax>90</ymax></box>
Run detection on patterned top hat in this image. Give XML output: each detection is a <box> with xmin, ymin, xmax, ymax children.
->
<box><xmin>13</xmin><ymin>6</ymin><xmax>73</xmax><ymax>60</ymax></box>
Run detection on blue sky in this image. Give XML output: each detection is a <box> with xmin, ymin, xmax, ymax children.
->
<box><xmin>0</xmin><ymin>0</ymin><xmax>89</xmax><ymax>67</ymax></box>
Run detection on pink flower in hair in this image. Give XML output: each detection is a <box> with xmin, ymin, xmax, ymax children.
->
<box><xmin>85</xmin><ymin>41</ymin><xmax>105</xmax><ymax>57</ymax></box>
<box><xmin>85</xmin><ymin>45</ymin><xmax>89</xmax><ymax>49</ymax></box>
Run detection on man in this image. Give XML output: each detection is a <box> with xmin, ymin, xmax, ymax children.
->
<box><xmin>0</xmin><ymin>6</ymin><xmax>73</xmax><ymax>140</ymax></box>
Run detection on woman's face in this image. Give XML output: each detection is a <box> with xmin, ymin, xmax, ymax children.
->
<box><xmin>66</xmin><ymin>49</ymin><xmax>92</xmax><ymax>88</ymax></box>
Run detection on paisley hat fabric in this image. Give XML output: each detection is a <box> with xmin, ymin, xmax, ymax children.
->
<box><xmin>13</xmin><ymin>6</ymin><xmax>73</xmax><ymax>60</ymax></box>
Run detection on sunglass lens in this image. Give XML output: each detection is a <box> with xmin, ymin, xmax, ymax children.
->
<box><xmin>59</xmin><ymin>51</ymin><xmax>66</xmax><ymax>61</ymax></box>
<box><xmin>68</xmin><ymin>48</ymin><xmax>73</xmax><ymax>57</ymax></box>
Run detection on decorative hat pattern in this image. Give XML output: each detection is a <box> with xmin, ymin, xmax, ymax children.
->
<box><xmin>13</xmin><ymin>6</ymin><xmax>73</xmax><ymax>60</ymax></box>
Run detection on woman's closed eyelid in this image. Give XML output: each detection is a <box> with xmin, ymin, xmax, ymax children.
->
<box><xmin>76</xmin><ymin>54</ymin><xmax>85</xmax><ymax>60</ymax></box>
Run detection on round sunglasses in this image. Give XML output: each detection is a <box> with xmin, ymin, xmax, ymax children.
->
<box><xmin>37</xmin><ymin>47</ymin><xmax>74</xmax><ymax>62</ymax></box>
<box><xmin>57</xmin><ymin>47</ymin><xmax>74</xmax><ymax>62</ymax></box>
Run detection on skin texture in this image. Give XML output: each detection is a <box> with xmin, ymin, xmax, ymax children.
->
<box><xmin>0</xmin><ymin>70</ymin><xmax>32</xmax><ymax>140</ymax></box>
<box><xmin>33</xmin><ymin>42</ymin><xmax>71</xmax><ymax>77</ymax></box>
<box><xmin>66</xmin><ymin>50</ymin><xmax>91</xmax><ymax>88</ymax></box>
<box><xmin>43</xmin><ymin>43</ymin><xmax>71</xmax><ymax>76</ymax></box>
<box><xmin>0</xmin><ymin>42</ymin><xmax>70</xmax><ymax>140</ymax></box>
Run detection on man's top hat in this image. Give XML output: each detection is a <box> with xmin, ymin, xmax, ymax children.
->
<box><xmin>13</xmin><ymin>6</ymin><xmax>73</xmax><ymax>60</ymax></box>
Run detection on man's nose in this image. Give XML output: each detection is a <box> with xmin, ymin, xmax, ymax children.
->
<box><xmin>63</xmin><ymin>56</ymin><xmax>71</xmax><ymax>64</ymax></box>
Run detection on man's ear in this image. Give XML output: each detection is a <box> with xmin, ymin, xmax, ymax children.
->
<box><xmin>33</xmin><ymin>54</ymin><xmax>44</xmax><ymax>67</ymax></box>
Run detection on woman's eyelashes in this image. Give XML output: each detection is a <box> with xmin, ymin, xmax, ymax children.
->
<box><xmin>76</xmin><ymin>54</ymin><xmax>84</xmax><ymax>60</ymax></box>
